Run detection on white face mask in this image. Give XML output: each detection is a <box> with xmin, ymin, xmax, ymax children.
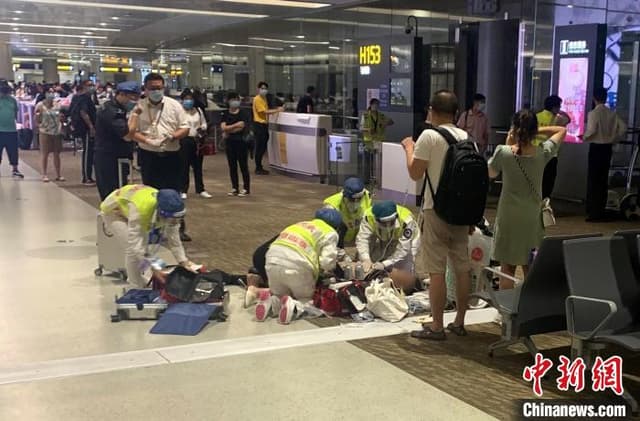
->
<box><xmin>477</xmin><ymin>103</ymin><xmax>486</xmax><ymax>113</ymax></box>
<box><xmin>259</xmin><ymin>88</ymin><xmax>268</xmax><ymax>96</ymax></box>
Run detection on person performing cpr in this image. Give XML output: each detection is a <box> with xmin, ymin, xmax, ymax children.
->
<box><xmin>99</xmin><ymin>184</ymin><xmax>201</xmax><ymax>287</ymax></box>
<box><xmin>356</xmin><ymin>200</ymin><xmax>421</xmax><ymax>292</ymax></box>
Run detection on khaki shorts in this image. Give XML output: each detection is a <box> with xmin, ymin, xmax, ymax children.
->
<box><xmin>419</xmin><ymin>209</ymin><xmax>471</xmax><ymax>275</ymax></box>
<box><xmin>40</xmin><ymin>133</ymin><xmax>62</xmax><ymax>154</ymax></box>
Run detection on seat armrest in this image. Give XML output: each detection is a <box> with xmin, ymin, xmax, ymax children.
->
<box><xmin>483</xmin><ymin>266</ymin><xmax>522</xmax><ymax>312</ymax></box>
<box><xmin>565</xmin><ymin>295</ymin><xmax>618</xmax><ymax>341</ymax></box>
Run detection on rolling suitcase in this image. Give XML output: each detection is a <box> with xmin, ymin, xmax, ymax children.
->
<box><xmin>111</xmin><ymin>288</ymin><xmax>230</xmax><ymax>322</ymax></box>
<box><xmin>94</xmin><ymin>158</ymin><xmax>135</xmax><ymax>280</ymax></box>
<box><xmin>95</xmin><ymin>213</ymin><xmax>128</xmax><ymax>281</ymax></box>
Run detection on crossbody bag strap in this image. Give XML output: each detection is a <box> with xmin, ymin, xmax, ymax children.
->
<box><xmin>512</xmin><ymin>149</ymin><xmax>542</xmax><ymax>201</ymax></box>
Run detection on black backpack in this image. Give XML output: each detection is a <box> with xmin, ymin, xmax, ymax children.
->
<box><xmin>421</xmin><ymin>127</ymin><xmax>489</xmax><ymax>226</ymax></box>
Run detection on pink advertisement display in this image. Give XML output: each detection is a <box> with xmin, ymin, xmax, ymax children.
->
<box><xmin>557</xmin><ymin>57</ymin><xmax>589</xmax><ymax>144</ymax></box>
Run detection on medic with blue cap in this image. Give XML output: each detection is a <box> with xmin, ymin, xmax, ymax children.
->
<box><xmin>99</xmin><ymin>185</ymin><xmax>201</xmax><ymax>287</ymax></box>
<box><xmin>323</xmin><ymin>177</ymin><xmax>372</xmax><ymax>249</ymax></box>
<box><xmin>94</xmin><ymin>81</ymin><xmax>143</xmax><ymax>200</ymax></box>
<box><xmin>356</xmin><ymin>200</ymin><xmax>421</xmax><ymax>292</ymax></box>
<box><xmin>255</xmin><ymin>208</ymin><xmax>342</xmax><ymax>325</ymax></box>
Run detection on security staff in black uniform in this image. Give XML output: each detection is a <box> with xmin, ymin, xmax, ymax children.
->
<box><xmin>94</xmin><ymin>81</ymin><xmax>141</xmax><ymax>200</ymax></box>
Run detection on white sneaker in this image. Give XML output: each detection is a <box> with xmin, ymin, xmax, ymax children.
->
<box><xmin>238</xmin><ymin>189</ymin><xmax>249</xmax><ymax>197</ymax></box>
<box><xmin>278</xmin><ymin>296</ymin><xmax>305</xmax><ymax>325</ymax></box>
<box><xmin>199</xmin><ymin>191</ymin><xmax>212</xmax><ymax>199</ymax></box>
<box><xmin>181</xmin><ymin>193</ymin><xmax>187</xmax><ymax>200</ymax></box>
<box><xmin>227</xmin><ymin>189</ymin><xmax>238</xmax><ymax>196</ymax></box>
<box><xmin>244</xmin><ymin>285</ymin><xmax>260</xmax><ymax>309</ymax></box>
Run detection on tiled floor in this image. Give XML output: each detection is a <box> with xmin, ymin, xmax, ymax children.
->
<box><xmin>0</xmin><ymin>154</ymin><xmax>499</xmax><ymax>420</ymax></box>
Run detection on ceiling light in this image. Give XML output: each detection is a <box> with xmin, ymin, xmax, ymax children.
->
<box><xmin>22</xmin><ymin>38</ymin><xmax>28</xmax><ymax>42</ymax></box>
<box><xmin>13</xmin><ymin>27</ymin><xmax>19</xmax><ymax>31</ymax></box>
<box><xmin>99</xmin><ymin>22</ymin><xmax>107</xmax><ymax>26</ymax></box>
<box><xmin>13</xmin><ymin>10</ymin><xmax>24</xmax><ymax>14</ymax></box>
<box><xmin>567</xmin><ymin>4</ymin><xmax>574</xmax><ymax>8</ymax></box>
<box><xmin>0</xmin><ymin>31</ymin><xmax>107</xmax><ymax>39</ymax></box>
<box><xmin>220</xmin><ymin>0</ymin><xmax>329</xmax><ymax>8</ymax></box>
<box><xmin>249</xmin><ymin>37</ymin><xmax>328</xmax><ymax>45</ymax></box>
<box><xmin>344</xmin><ymin>38</ymin><xmax>352</xmax><ymax>42</ymax></box>
<box><xmin>329</xmin><ymin>46</ymin><xmax>340</xmax><ymax>50</ymax></box>
<box><xmin>84</xmin><ymin>31</ymin><xmax>93</xmax><ymax>34</ymax></box>
<box><xmin>216</xmin><ymin>42</ymin><xmax>283</xmax><ymax>51</ymax></box>
<box><xmin>8</xmin><ymin>42</ymin><xmax>148</xmax><ymax>53</ymax></box>
<box><xmin>18</xmin><ymin>0</ymin><xmax>269</xmax><ymax>19</ymax></box>
<box><xmin>0</xmin><ymin>23</ymin><xmax>119</xmax><ymax>32</ymax></box>
<box><xmin>12</xmin><ymin>17</ymin><xmax>20</xmax><ymax>21</ymax></box>
<box><xmin>295</xmin><ymin>35</ymin><xmax>305</xmax><ymax>39</ymax></box>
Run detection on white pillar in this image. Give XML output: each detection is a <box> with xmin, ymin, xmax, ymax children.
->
<box><xmin>248</xmin><ymin>48</ymin><xmax>265</xmax><ymax>93</ymax></box>
<box><xmin>188</xmin><ymin>55</ymin><xmax>203</xmax><ymax>89</ymax></box>
<box><xmin>0</xmin><ymin>43</ymin><xmax>13</xmax><ymax>80</ymax></box>
<box><xmin>42</xmin><ymin>58</ymin><xmax>58</xmax><ymax>83</ymax></box>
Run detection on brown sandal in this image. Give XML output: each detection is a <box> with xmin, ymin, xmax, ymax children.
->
<box><xmin>446</xmin><ymin>323</ymin><xmax>468</xmax><ymax>337</ymax></box>
<box><xmin>410</xmin><ymin>326</ymin><xmax>446</xmax><ymax>341</ymax></box>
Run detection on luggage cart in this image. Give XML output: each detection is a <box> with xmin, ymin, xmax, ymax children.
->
<box><xmin>607</xmin><ymin>128</ymin><xmax>640</xmax><ymax>221</ymax></box>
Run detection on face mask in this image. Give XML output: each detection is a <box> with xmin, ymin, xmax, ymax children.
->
<box><xmin>45</xmin><ymin>93</ymin><xmax>55</xmax><ymax>100</ymax></box>
<box><xmin>229</xmin><ymin>100</ymin><xmax>241</xmax><ymax>108</ymax></box>
<box><xmin>106</xmin><ymin>88</ymin><xmax>113</xmax><ymax>93</ymax></box>
<box><xmin>259</xmin><ymin>88</ymin><xmax>268</xmax><ymax>96</ymax></box>
<box><xmin>183</xmin><ymin>99</ymin><xmax>194</xmax><ymax>109</ymax></box>
<box><xmin>370</xmin><ymin>105</ymin><xmax>378</xmax><ymax>112</ymax></box>
<box><xmin>148</xmin><ymin>90</ymin><xmax>164</xmax><ymax>103</ymax></box>
<box><xmin>87</xmin><ymin>86</ymin><xmax>96</xmax><ymax>94</ymax></box>
<box><xmin>477</xmin><ymin>103</ymin><xmax>486</xmax><ymax>112</ymax></box>
<box><xmin>126</xmin><ymin>100</ymin><xmax>137</xmax><ymax>112</ymax></box>
<box><xmin>345</xmin><ymin>200</ymin><xmax>361</xmax><ymax>214</ymax></box>
<box><xmin>378</xmin><ymin>225</ymin><xmax>395</xmax><ymax>242</ymax></box>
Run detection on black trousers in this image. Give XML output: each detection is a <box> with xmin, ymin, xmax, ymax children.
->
<box><xmin>95</xmin><ymin>153</ymin><xmax>130</xmax><ymax>201</ymax></box>
<box><xmin>252</xmin><ymin>235</ymin><xmax>278</xmax><ymax>284</ymax></box>
<box><xmin>0</xmin><ymin>132</ymin><xmax>18</xmax><ymax>166</ymax></box>
<box><xmin>253</xmin><ymin>122</ymin><xmax>269</xmax><ymax>171</ymax></box>
<box><xmin>81</xmin><ymin>134</ymin><xmax>95</xmax><ymax>182</ymax></box>
<box><xmin>226</xmin><ymin>139</ymin><xmax>251</xmax><ymax>192</ymax></box>
<box><xmin>139</xmin><ymin>148</ymin><xmax>187</xmax><ymax>234</ymax></box>
<box><xmin>542</xmin><ymin>157</ymin><xmax>558</xmax><ymax>199</ymax></box>
<box><xmin>180</xmin><ymin>137</ymin><xmax>205</xmax><ymax>194</ymax></box>
<box><xmin>138</xmin><ymin>148</ymin><xmax>183</xmax><ymax>191</ymax></box>
<box><xmin>586</xmin><ymin>143</ymin><xmax>613</xmax><ymax>219</ymax></box>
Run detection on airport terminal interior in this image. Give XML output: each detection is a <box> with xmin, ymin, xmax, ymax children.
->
<box><xmin>1</xmin><ymin>0</ymin><xmax>640</xmax><ymax>420</ymax></box>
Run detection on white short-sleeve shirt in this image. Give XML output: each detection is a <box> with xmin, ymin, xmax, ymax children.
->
<box><xmin>413</xmin><ymin>124</ymin><xmax>468</xmax><ymax>210</ymax></box>
<box><xmin>137</xmin><ymin>96</ymin><xmax>189</xmax><ymax>152</ymax></box>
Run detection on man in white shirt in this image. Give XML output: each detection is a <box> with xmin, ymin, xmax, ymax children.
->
<box><xmin>401</xmin><ymin>90</ymin><xmax>472</xmax><ymax>341</ymax></box>
<box><xmin>583</xmin><ymin>87</ymin><xmax>627</xmax><ymax>222</ymax></box>
<box><xmin>129</xmin><ymin>73</ymin><xmax>190</xmax><ymax>238</ymax></box>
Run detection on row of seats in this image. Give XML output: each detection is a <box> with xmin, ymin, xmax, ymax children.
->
<box><xmin>474</xmin><ymin>229</ymin><xmax>640</xmax><ymax>411</ymax></box>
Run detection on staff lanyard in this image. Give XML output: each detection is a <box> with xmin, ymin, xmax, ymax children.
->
<box><xmin>147</xmin><ymin>100</ymin><xmax>165</xmax><ymax>129</ymax></box>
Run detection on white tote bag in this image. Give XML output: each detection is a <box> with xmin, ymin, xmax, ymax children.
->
<box><xmin>365</xmin><ymin>279</ymin><xmax>409</xmax><ymax>322</ymax></box>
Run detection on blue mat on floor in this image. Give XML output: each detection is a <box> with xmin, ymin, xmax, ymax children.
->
<box><xmin>150</xmin><ymin>303</ymin><xmax>218</xmax><ymax>336</ymax></box>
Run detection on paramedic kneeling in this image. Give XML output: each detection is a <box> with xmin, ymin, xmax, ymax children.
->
<box><xmin>356</xmin><ymin>201</ymin><xmax>421</xmax><ymax>292</ymax></box>
<box><xmin>260</xmin><ymin>208</ymin><xmax>342</xmax><ymax>324</ymax></box>
<box><xmin>100</xmin><ymin>185</ymin><xmax>199</xmax><ymax>287</ymax></box>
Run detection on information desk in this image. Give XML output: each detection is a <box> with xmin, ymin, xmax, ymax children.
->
<box><xmin>267</xmin><ymin>112</ymin><xmax>331</xmax><ymax>180</ymax></box>
<box><xmin>380</xmin><ymin>142</ymin><xmax>422</xmax><ymax>207</ymax></box>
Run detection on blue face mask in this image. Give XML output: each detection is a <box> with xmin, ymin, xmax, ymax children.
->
<box><xmin>183</xmin><ymin>99</ymin><xmax>194</xmax><ymax>109</ymax></box>
<box><xmin>148</xmin><ymin>90</ymin><xmax>164</xmax><ymax>103</ymax></box>
<box><xmin>229</xmin><ymin>100</ymin><xmax>240</xmax><ymax>108</ymax></box>
<box><xmin>126</xmin><ymin>100</ymin><xmax>137</xmax><ymax>112</ymax></box>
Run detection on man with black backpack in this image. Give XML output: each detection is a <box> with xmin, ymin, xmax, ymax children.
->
<box><xmin>401</xmin><ymin>90</ymin><xmax>489</xmax><ymax>341</ymax></box>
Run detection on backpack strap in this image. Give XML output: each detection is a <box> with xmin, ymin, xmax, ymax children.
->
<box><xmin>419</xmin><ymin>127</ymin><xmax>458</xmax><ymax>207</ymax></box>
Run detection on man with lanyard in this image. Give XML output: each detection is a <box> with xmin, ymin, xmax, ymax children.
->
<box><xmin>129</xmin><ymin>73</ymin><xmax>191</xmax><ymax>241</ymax></box>
<box><xmin>356</xmin><ymin>200</ymin><xmax>421</xmax><ymax>292</ymax></box>
<box><xmin>100</xmin><ymin>185</ymin><xmax>200</xmax><ymax>288</ymax></box>
<box><xmin>323</xmin><ymin>177</ymin><xmax>372</xmax><ymax>251</ymax></box>
<box><xmin>94</xmin><ymin>81</ymin><xmax>141</xmax><ymax>200</ymax></box>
